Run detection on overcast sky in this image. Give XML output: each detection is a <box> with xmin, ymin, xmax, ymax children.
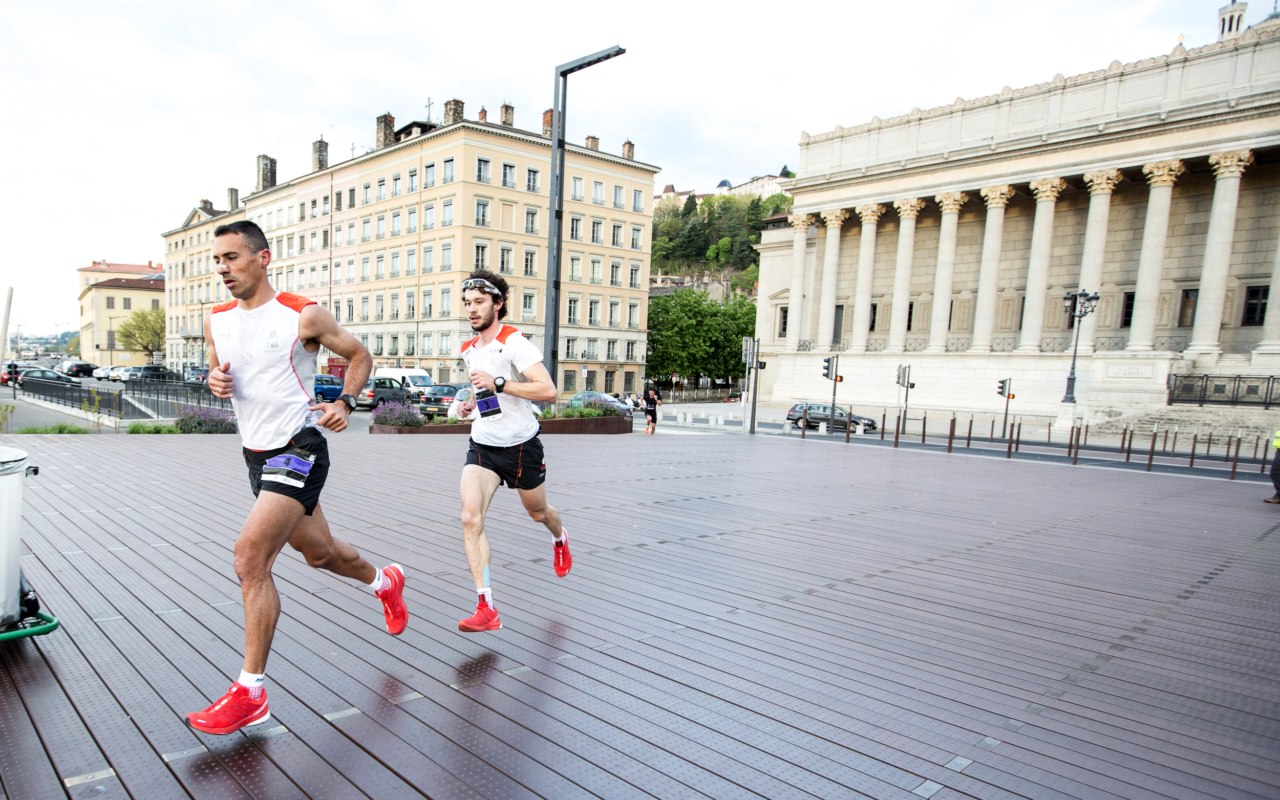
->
<box><xmin>0</xmin><ymin>0</ymin><xmax>1238</xmax><ymax>339</ymax></box>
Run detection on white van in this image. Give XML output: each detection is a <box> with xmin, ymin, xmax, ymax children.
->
<box><xmin>374</xmin><ymin>367</ymin><xmax>435</xmax><ymax>400</ymax></box>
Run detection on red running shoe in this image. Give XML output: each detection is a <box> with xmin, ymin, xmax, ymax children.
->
<box><xmin>185</xmin><ymin>683</ymin><xmax>270</xmax><ymax>735</ymax></box>
<box><xmin>377</xmin><ymin>564</ymin><xmax>408</xmax><ymax>635</ymax></box>
<box><xmin>458</xmin><ymin>600</ymin><xmax>502</xmax><ymax>632</ymax></box>
<box><xmin>554</xmin><ymin>529</ymin><xmax>572</xmax><ymax>578</ymax></box>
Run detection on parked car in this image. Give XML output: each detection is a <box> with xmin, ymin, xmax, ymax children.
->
<box><xmin>313</xmin><ymin>373</ymin><xmax>344</xmax><ymax>403</ymax></box>
<box><xmin>58</xmin><ymin>361</ymin><xmax>97</xmax><ymax>377</ymax></box>
<box><xmin>356</xmin><ymin>376</ymin><xmax>413</xmax><ymax>409</ymax></box>
<box><xmin>2</xmin><ymin>362</ymin><xmax>37</xmax><ymax>386</ymax></box>
<box><xmin>420</xmin><ymin>383</ymin><xmax>470</xmax><ymax>417</ymax></box>
<box><xmin>15</xmin><ymin>368</ymin><xmax>77</xmax><ymax>388</ymax></box>
<box><xmin>785</xmin><ymin>403</ymin><xmax>878</xmax><ymax>432</ymax></box>
<box><xmin>724</xmin><ymin>390</ymin><xmax>743</xmax><ymax>403</ymax></box>
<box><xmin>107</xmin><ymin>365</ymin><xmax>131</xmax><ymax>382</ymax></box>
<box><xmin>374</xmin><ymin>368</ymin><xmax>434</xmax><ymax>400</ymax></box>
<box><xmin>568</xmin><ymin>391</ymin><xmax>633</xmax><ymax>415</ymax></box>
<box><xmin>120</xmin><ymin>365</ymin><xmax>181</xmax><ymax>382</ymax></box>
<box><xmin>91</xmin><ymin>365</ymin><xmax>114</xmax><ymax>381</ymax></box>
<box><xmin>184</xmin><ymin>368</ymin><xmax>209</xmax><ymax>384</ymax></box>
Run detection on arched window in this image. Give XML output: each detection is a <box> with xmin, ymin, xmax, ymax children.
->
<box><xmin>1222</xmin><ymin>18</ymin><xmax>1227</xmax><ymax>35</ymax></box>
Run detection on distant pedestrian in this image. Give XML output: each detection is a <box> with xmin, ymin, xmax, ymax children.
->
<box><xmin>643</xmin><ymin>388</ymin><xmax>661</xmax><ymax>435</ymax></box>
<box><xmin>1267</xmin><ymin>428</ymin><xmax>1280</xmax><ymax>504</ymax></box>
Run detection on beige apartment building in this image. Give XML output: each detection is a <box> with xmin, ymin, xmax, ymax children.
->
<box><xmin>76</xmin><ymin>263</ymin><xmax>165</xmax><ymax>367</ymax></box>
<box><xmin>161</xmin><ymin>198</ymin><xmax>245</xmax><ymax>372</ymax></box>
<box><xmin>164</xmin><ymin>99</ymin><xmax>659</xmax><ymax>396</ymax></box>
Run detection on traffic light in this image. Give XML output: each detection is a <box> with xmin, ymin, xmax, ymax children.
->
<box><xmin>823</xmin><ymin>357</ymin><xmax>834</xmax><ymax>380</ymax></box>
<box><xmin>896</xmin><ymin>365</ymin><xmax>906</xmax><ymax>386</ymax></box>
<box><xmin>835</xmin><ymin>375</ymin><xmax>843</xmax><ymax>383</ymax></box>
<box><xmin>997</xmin><ymin>379</ymin><xmax>1008</xmax><ymax>397</ymax></box>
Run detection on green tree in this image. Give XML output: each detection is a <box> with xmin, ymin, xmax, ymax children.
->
<box><xmin>732</xmin><ymin>264</ymin><xmax>759</xmax><ymax>293</ymax></box>
<box><xmin>652</xmin><ymin>236</ymin><xmax>674</xmax><ymax>264</ymax></box>
<box><xmin>746</xmin><ymin>196</ymin><xmax>763</xmax><ymax>233</ymax></box>
<box><xmin>657</xmin><ymin>217</ymin><xmax>683</xmax><ymax>240</ymax></box>
<box><xmin>778</xmin><ymin>164</ymin><xmax>795</xmax><ymax>179</ymax></box>
<box><xmin>646</xmin><ymin>289</ymin><xmax>713</xmax><ymax>384</ymax></box>
<box><xmin>704</xmin><ymin>294</ymin><xmax>757</xmax><ymax>381</ymax></box>
<box><xmin>681</xmin><ymin>193</ymin><xmax>697</xmax><ymax>217</ymax></box>
<box><xmin>66</xmin><ymin>334</ymin><xmax>80</xmax><ymax>357</ymax></box>
<box><xmin>116</xmin><ymin>307</ymin><xmax>166</xmax><ymax>355</ymax></box>
<box><xmin>716</xmin><ymin>236</ymin><xmax>733</xmax><ymax>263</ymax></box>
<box><xmin>675</xmin><ymin>218</ymin><xmax>709</xmax><ymax>261</ymax></box>
<box><xmin>760</xmin><ymin>192</ymin><xmax>793</xmax><ymax>217</ymax></box>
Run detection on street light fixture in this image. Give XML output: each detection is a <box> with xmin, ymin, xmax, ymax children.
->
<box><xmin>543</xmin><ymin>45</ymin><xmax>626</xmax><ymax>399</ymax></box>
<box><xmin>1061</xmin><ymin>290</ymin><xmax>1100</xmax><ymax>404</ymax></box>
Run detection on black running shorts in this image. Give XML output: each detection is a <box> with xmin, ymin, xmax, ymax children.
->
<box><xmin>644</xmin><ymin>409</ymin><xmax>657</xmax><ymax>422</ymax></box>
<box><xmin>244</xmin><ymin>427</ymin><xmax>329</xmax><ymax>515</ymax></box>
<box><xmin>465</xmin><ymin>433</ymin><xmax>546</xmax><ymax>490</ymax></box>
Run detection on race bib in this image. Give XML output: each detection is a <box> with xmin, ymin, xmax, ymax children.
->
<box><xmin>261</xmin><ymin>450</ymin><xmax>315</xmax><ymax>488</ymax></box>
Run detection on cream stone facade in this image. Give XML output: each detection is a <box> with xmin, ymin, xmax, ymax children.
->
<box><xmin>77</xmin><ymin>273</ymin><xmax>165</xmax><ymax>367</ymax></box>
<box><xmin>161</xmin><ymin>197</ymin><xmax>244</xmax><ymax>371</ymax></box>
<box><xmin>164</xmin><ymin>103</ymin><xmax>658</xmax><ymax>397</ymax></box>
<box><xmin>757</xmin><ymin>16</ymin><xmax>1280</xmax><ymax>424</ymax></box>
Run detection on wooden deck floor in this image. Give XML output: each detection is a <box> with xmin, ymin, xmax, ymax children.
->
<box><xmin>1</xmin><ymin>431</ymin><xmax>1277</xmax><ymax>800</ymax></box>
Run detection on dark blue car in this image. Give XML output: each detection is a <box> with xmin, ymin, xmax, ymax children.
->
<box><xmin>313</xmin><ymin>374</ymin><xmax>344</xmax><ymax>403</ymax></box>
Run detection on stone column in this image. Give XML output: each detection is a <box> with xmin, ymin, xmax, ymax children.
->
<box><xmin>1187</xmin><ymin>151</ymin><xmax>1253</xmax><ymax>361</ymax></box>
<box><xmin>1251</xmin><ymin>211</ymin><xmax>1280</xmax><ymax>359</ymax></box>
<box><xmin>785</xmin><ymin>214</ymin><xmax>813</xmax><ymax>350</ymax></box>
<box><xmin>1016</xmin><ymin>178</ymin><xmax>1066</xmax><ymax>352</ymax></box>
<box><xmin>1127</xmin><ymin>161</ymin><xmax>1186</xmax><ymax>351</ymax></box>
<box><xmin>817</xmin><ymin>209</ymin><xmax>848</xmax><ymax>351</ymax></box>
<box><xmin>885</xmin><ymin>198</ymin><xmax>926</xmax><ymax>353</ymax></box>
<box><xmin>925</xmin><ymin>192</ymin><xmax>968</xmax><ymax>353</ymax></box>
<box><xmin>848</xmin><ymin>205</ymin><xmax>884</xmax><ymax>353</ymax></box>
<box><xmin>968</xmin><ymin>185</ymin><xmax>1015</xmax><ymax>352</ymax></box>
<box><xmin>1072</xmin><ymin>169</ymin><xmax>1124</xmax><ymax>354</ymax></box>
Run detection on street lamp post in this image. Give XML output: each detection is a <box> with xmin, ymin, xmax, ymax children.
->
<box><xmin>1061</xmin><ymin>290</ymin><xmax>1100</xmax><ymax>404</ymax></box>
<box><xmin>543</xmin><ymin>45</ymin><xmax>626</xmax><ymax>401</ymax></box>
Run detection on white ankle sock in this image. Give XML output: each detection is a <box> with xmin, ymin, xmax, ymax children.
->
<box><xmin>477</xmin><ymin>587</ymin><xmax>493</xmax><ymax>607</ymax></box>
<box><xmin>239</xmin><ymin>670</ymin><xmax>265</xmax><ymax>699</ymax></box>
<box><xmin>553</xmin><ymin>529</ymin><xmax>566</xmax><ymax>545</ymax></box>
<box><xmin>369</xmin><ymin>568</ymin><xmax>386</xmax><ymax>594</ymax></box>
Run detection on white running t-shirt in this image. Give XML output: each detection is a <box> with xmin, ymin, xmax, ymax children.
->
<box><xmin>460</xmin><ymin>324</ymin><xmax>543</xmax><ymax>447</ymax></box>
<box><xmin>209</xmin><ymin>292</ymin><xmax>320</xmax><ymax>450</ymax></box>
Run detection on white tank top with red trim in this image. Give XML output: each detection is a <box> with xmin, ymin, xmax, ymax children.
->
<box><xmin>209</xmin><ymin>292</ymin><xmax>320</xmax><ymax>450</ymax></box>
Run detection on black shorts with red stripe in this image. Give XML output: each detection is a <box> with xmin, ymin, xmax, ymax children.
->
<box><xmin>465</xmin><ymin>433</ymin><xmax>546</xmax><ymax>490</ymax></box>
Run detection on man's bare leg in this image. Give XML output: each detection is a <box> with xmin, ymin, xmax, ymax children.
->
<box><xmin>286</xmin><ymin>503</ymin><xmax>377</xmax><ymax>584</ymax></box>
<box><xmin>518</xmin><ymin>483</ymin><xmax>562</xmax><ymax>537</ymax></box>
<box><xmin>460</xmin><ymin>465</ymin><xmax>502</xmax><ymax>591</ymax></box>
<box><xmin>233</xmin><ymin>492</ymin><xmax>307</xmax><ymax>674</ymax></box>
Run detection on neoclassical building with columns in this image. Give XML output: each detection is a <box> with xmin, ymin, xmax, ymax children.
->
<box><xmin>756</xmin><ymin>11</ymin><xmax>1280</xmax><ymax>424</ymax></box>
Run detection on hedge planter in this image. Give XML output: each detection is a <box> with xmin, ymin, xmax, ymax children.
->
<box><xmin>370</xmin><ymin>415</ymin><xmax>632</xmax><ymax>435</ymax></box>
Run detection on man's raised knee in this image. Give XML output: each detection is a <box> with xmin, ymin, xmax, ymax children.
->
<box><xmin>233</xmin><ymin>552</ymin><xmax>272</xmax><ymax>583</ymax></box>
<box><xmin>461</xmin><ymin>508</ymin><xmax>483</xmax><ymax>533</ymax></box>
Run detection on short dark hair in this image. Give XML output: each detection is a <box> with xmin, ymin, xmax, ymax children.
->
<box><xmin>465</xmin><ymin>268</ymin><xmax>510</xmax><ymax>319</ymax></box>
<box><xmin>214</xmin><ymin>220</ymin><xmax>269</xmax><ymax>253</ymax></box>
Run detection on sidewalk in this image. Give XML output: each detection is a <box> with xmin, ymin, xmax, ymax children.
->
<box><xmin>2</xmin><ymin>397</ymin><xmax>106</xmax><ymax>433</ymax></box>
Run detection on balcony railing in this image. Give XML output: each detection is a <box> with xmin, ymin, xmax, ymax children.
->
<box><xmin>502</xmin><ymin>179</ymin><xmax>517</xmax><ymax>188</ymax></box>
<box><xmin>946</xmin><ymin>337</ymin><xmax>970</xmax><ymax>352</ymax></box>
<box><xmin>1155</xmin><ymin>335</ymin><xmax>1188</xmax><ymax>352</ymax></box>
<box><xmin>592</xmin><ymin>198</ymin><xmax>604</xmax><ymax>205</ymax></box>
<box><xmin>627</xmin><ymin>322</ymin><xmax>639</xmax><ymax>329</ymax></box>
<box><xmin>905</xmin><ymin>337</ymin><xmax>927</xmax><ymax>352</ymax></box>
<box><xmin>866</xmin><ymin>338</ymin><xmax>887</xmax><ymax>352</ymax></box>
<box><xmin>571</xmin><ymin>193</ymin><xmax>584</xmax><ymax>202</ymax></box>
<box><xmin>991</xmin><ymin>336</ymin><xmax>1017</xmax><ymax>352</ymax></box>
<box><xmin>374</xmin><ymin>314</ymin><xmax>384</xmax><ymax>321</ymax></box>
<box><xmin>525</xmin><ymin>225</ymin><xmax>539</xmax><ymax>235</ymax></box>
<box><xmin>390</xmin><ymin>312</ymin><xmax>399</xmax><ymax>320</ymax></box>
<box><xmin>614</xmin><ymin>201</ymin><xmax>624</xmax><ymax>209</ymax></box>
<box><xmin>359</xmin><ymin>314</ymin><xmax>369</xmax><ymax>321</ymax></box>
<box><xmin>406</xmin><ymin>311</ymin><xmax>415</xmax><ymax>319</ymax></box>
<box><xmin>477</xmin><ymin>175</ymin><xmax>491</xmax><ymax>184</ymax></box>
<box><xmin>476</xmin><ymin>218</ymin><xmax>490</xmax><ymax>227</ymax></box>
<box><xmin>424</xmin><ymin>179</ymin><xmax>435</xmax><ymax>188</ymax></box>
<box><xmin>443</xmin><ymin>175</ymin><xmax>454</xmax><ymax>184</ymax></box>
<box><xmin>1094</xmin><ymin>336</ymin><xmax>1125</xmax><ymax>351</ymax></box>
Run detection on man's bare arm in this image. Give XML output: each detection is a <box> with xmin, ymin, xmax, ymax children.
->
<box><xmin>299</xmin><ymin>305</ymin><xmax>372</xmax><ymax>396</ymax></box>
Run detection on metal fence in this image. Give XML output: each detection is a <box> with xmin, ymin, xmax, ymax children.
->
<box><xmin>1168</xmin><ymin>375</ymin><xmax>1280</xmax><ymax>408</ymax></box>
<box><xmin>123</xmin><ymin>379</ymin><xmax>233</xmax><ymax>418</ymax></box>
<box><xmin>19</xmin><ymin>378</ymin><xmax>148</xmax><ymax>419</ymax></box>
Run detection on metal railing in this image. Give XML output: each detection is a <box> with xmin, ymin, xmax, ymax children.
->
<box><xmin>905</xmin><ymin>337</ymin><xmax>927</xmax><ymax>352</ymax></box>
<box><xmin>1040</xmin><ymin>337</ymin><xmax>1069</xmax><ymax>352</ymax></box>
<box><xmin>123</xmin><ymin>378</ymin><xmax>234</xmax><ymax>418</ymax></box>
<box><xmin>20</xmin><ymin>378</ymin><xmax>144</xmax><ymax>419</ymax></box>
<box><xmin>946</xmin><ymin>337</ymin><xmax>970</xmax><ymax>352</ymax></box>
<box><xmin>866</xmin><ymin>338</ymin><xmax>887</xmax><ymax>352</ymax></box>
<box><xmin>991</xmin><ymin>336</ymin><xmax>1017</xmax><ymax>352</ymax></box>
<box><xmin>1168</xmin><ymin>375</ymin><xmax>1280</xmax><ymax>408</ymax></box>
<box><xmin>1095</xmin><ymin>336</ymin><xmax>1126</xmax><ymax>351</ymax></box>
<box><xmin>797</xmin><ymin>339</ymin><xmax>814</xmax><ymax>352</ymax></box>
<box><xmin>1155</xmin><ymin>335</ymin><xmax>1188</xmax><ymax>352</ymax></box>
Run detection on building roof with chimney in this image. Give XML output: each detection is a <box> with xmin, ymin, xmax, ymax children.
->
<box><xmin>77</xmin><ymin>260</ymin><xmax>163</xmax><ymax>275</ymax></box>
<box><xmin>88</xmin><ymin>277</ymin><xmax>166</xmax><ymax>290</ymax></box>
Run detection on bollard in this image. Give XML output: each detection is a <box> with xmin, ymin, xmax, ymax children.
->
<box><xmin>1015</xmin><ymin>422</ymin><xmax>1022</xmax><ymax>452</ymax></box>
<box><xmin>1006</xmin><ymin>427</ymin><xmax>1013</xmax><ymax>459</ymax></box>
<box><xmin>1189</xmin><ymin>435</ymin><xmax>1197</xmax><ymax>468</ymax></box>
<box><xmin>801</xmin><ymin>404</ymin><xmax>808</xmax><ymax>439</ymax></box>
<box><xmin>1263</xmin><ymin>441</ymin><xmax>1272</xmax><ymax>475</ymax></box>
<box><xmin>1125</xmin><ymin>429</ymin><xmax>1133</xmax><ymax>462</ymax></box>
<box><xmin>1224</xmin><ymin>435</ymin><xmax>1234</xmax><ymax>463</ymax></box>
<box><xmin>947</xmin><ymin>417</ymin><xmax>955</xmax><ymax>453</ymax></box>
<box><xmin>1231</xmin><ymin>438</ymin><xmax>1241</xmax><ymax>480</ymax></box>
<box><xmin>1205</xmin><ymin>431</ymin><xmax>1212</xmax><ymax>456</ymax></box>
<box><xmin>846</xmin><ymin>406</ymin><xmax>852</xmax><ymax>443</ymax></box>
<box><xmin>990</xmin><ymin>419</ymin><xmax>995</xmax><ymax>443</ymax></box>
<box><xmin>1254</xmin><ymin>435</ymin><xmax>1260</xmax><ymax>460</ymax></box>
<box><xmin>1171</xmin><ymin>427</ymin><xmax>1178</xmax><ymax>456</ymax></box>
<box><xmin>819</xmin><ymin>422</ymin><xmax>828</xmax><ymax>435</ymax></box>
<box><xmin>1047</xmin><ymin>421</ymin><xmax>1052</xmax><ymax>444</ymax></box>
<box><xmin>881</xmin><ymin>411</ymin><xmax>887</xmax><ymax>440</ymax></box>
<box><xmin>894</xmin><ymin>415</ymin><xmax>901</xmax><ymax>448</ymax></box>
<box><xmin>921</xmin><ymin>413</ymin><xmax>927</xmax><ymax>445</ymax></box>
<box><xmin>1147</xmin><ymin>431</ymin><xmax>1157</xmax><ymax>472</ymax></box>
<box><xmin>1083</xmin><ymin>425</ymin><xmax>1089</xmax><ymax>447</ymax></box>
<box><xmin>1162</xmin><ymin>427</ymin><xmax>1169</xmax><ymax>453</ymax></box>
<box><xmin>966</xmin><ymin>417</ymin><xmax>973</xmax><ymax>448</ymax></box>
<box><xmin>1073</xmin><ymin>426</ymin><xmax>1081</xmax><ymax>465</ymax></box>
<box><xmin>1067</xmin><ymin>425</ymin><xmax>1075</xmax><ymax>458</ymax></box>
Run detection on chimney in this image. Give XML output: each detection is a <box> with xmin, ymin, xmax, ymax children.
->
<box><xmin>542</xmin><ymin>108</ymin><xmax>554</xmax><ymax>138</ymax></box>
<box><xmin>622</xmin><ymin>140</ymin><xmax>634</xmax><ymax>160</ymax></box>
<box><xmin>255</xmin><ymin>155</ymin><xmax>277</xmax><ymax>192</ymax></box>
<box><xmin>443</xmin><ymin>98</ymin><xmax>464</xmax><ymax>125</ymax></box>
<box><xmin>227</xmin><ymin>188</ymin><xmax>240</xmax><ymax>211</ymax></box>
<box><xmin>500</xmin><ymin>103</ymin><xmax>514</xmax><ymax>127</ymax></box>
<box><xmin>585</xmin><ymin>135</ymin><xmax>599</xmax><ymax>151</ymax></box>
<box><xmin>375</xmin><ymin>113</ymin><xmax>395</xmax><ymax>149</ymax></box>
<box><xmin>199</xmin><ymin>199</ymin><xmax>214</xmax><ymax>212</ymax></box>
<box><xmin>312</xmin><ymin>136</ymin><xmax>329</xmax><ymax>171</ymax></box>
<box><xmin>478</xmin><ymin>107</ymin><xmax>488</xmax><ymax>123</ymax></box>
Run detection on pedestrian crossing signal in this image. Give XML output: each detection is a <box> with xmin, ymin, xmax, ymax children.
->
<box><xmin>822</xmin><ymin>357</ymin><xmax>834</xmax><ymax>380</ymax></box>
<box><xmin>997</xmin><ymin>379</ymin><xmax>1009</xmax><ymax>397</ymax></box>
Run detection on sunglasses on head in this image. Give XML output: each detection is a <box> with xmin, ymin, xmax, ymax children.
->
<box><xmin>462</xmin><ymin>278</ymin><xmax>502</xmax><ymax>296</ymax></box>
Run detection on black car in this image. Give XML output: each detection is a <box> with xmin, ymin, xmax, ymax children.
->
<box><xmin>420</xmin><ymin>383</ymin><xmax>470</xmax><ymax>417</ymax></box>
<box><xmin>125</xmin><ymin>365</ymin><xmax>182</xmax><ymax>382</ymax></box>
<box><xmin>15</xmin><ymin>368</ymin><xmax>77</xmax><ymax>388</ymax></box>
<box><xmin>59</xmin><ymin>361</ymin><xmax>97</xmax><ymax>377</ymax></box>
<box><xmin>786</xmin><ymin>403</ymin><xmax>877</xmax><ymax>432</ymax></box>
<box><xmin>356</xmin><ymin>377</ymin><xmax>413</xmax><ymax>409</ymax></box>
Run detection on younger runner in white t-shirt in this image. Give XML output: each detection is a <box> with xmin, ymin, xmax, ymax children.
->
<box><xmin>454</xmin><ymin>269</ymin><xmax>572</xmax><ymax>633</ymax></box>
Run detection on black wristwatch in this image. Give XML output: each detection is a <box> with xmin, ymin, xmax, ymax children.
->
<box><xmin>337</xmin><ymin>394</ymin><xmax>357</xmax><ymax>413</ymax></box>
<box><xmin>494</xmin><ymin>376</ymin><xmax>506</xmax><ymax>394</ymax></box>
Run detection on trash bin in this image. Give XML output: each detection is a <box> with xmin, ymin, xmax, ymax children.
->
<box><xmin>0</xmin><ymin>447</ymin><xmax>33</xmax><ymax>627</ymax></box>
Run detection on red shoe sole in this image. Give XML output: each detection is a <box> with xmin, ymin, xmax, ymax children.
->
<box><xmin>185</xmin><ymin>707</ymin><xmax>271</xmax><ymax>735</ymax></box>
<box><xmin>458</xmin><ymin>619</ymin><xmax>502</xmax><ymax>633</ymax></box>
<box><xmin>381</xmin><ymin>564</ymin><xmax>408</xmax><ymax>635</ymax></box>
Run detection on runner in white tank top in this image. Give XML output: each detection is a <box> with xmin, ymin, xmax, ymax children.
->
<box><xmin>185</xmin><ymin>221</ymin><xmax>410</xmax><ymax>737</ymax></box>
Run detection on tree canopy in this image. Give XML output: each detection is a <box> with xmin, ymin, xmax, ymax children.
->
<box><xmin>646</xmin><ymin>289</ymin><xmax>756</xmax><ymax>384</ymax></box>
<box><xmin>116</xmin><ymin>307</ymin><xmax>166</xmax><ymax>355</ymax></box>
